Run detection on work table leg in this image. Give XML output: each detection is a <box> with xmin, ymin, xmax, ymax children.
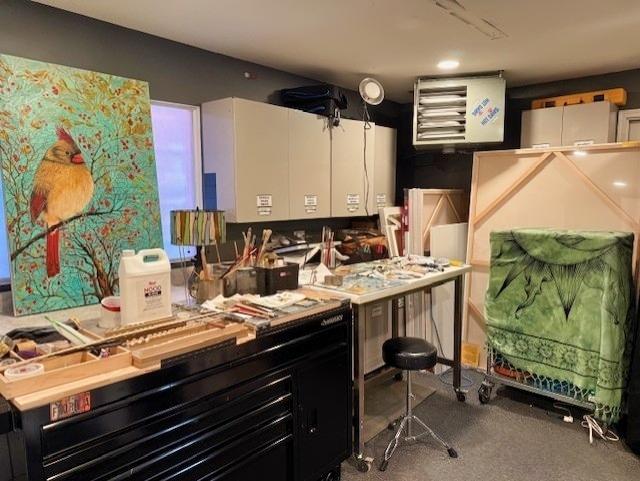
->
<box><xmin>453</xmin><ymin>275</ymin><xmax>466</xmax><ymax>402</ymax></box>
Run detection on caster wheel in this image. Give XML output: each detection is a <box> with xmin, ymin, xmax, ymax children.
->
<box><xmin>324</xmin><ymin>466</ymin><xmax>341</xmax><ymax>481</ymax></box>
<box><xmin>456</xmin><ymin>391</ymin><xmax>466</xmax><ymax>402</ymax></box>
<box><xmin>478</xmin><ymin>382</ymin><xmax>493</xmax><ymax>404</ymax></box>
<box><xmin>356</xmin><ymin>458</ymin><xmax>371</xmax><ymax>473</ymax></box>
<box><xmin>379</xmin><ymin>459</ymin><xmax>389</xmax><ymax>472</ymax></box>
<box><xmin>393</xmin><ymin>372</ymin><xmax>404</xmax><ymax>382</ymax></box>
<box><xmin>447</xmin><ymin>447</ymin><xmax>458</xmax><ymax>458</ymax></box>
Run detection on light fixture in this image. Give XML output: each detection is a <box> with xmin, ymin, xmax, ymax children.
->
<box><xmin>573</xmin><ymin>150</ymin><xmax>587</xmax><ymax>157</ymax></box>
<box><xmin>613</xmin><ymin>181</ymin><xmax>627</xmax><ymax>188</ymax></box>
<box><xmin>359</xmin><ymin>77</ymin><xmax>385</xmax><ymax>105</ymax></box>
<box><xmin>437</xmin><ymin>59</ymin><xmax>460</xmax><ymax>70</ymax></box>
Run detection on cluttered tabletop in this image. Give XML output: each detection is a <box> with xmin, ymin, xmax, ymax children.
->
<box><xmin>0</xmin><ymin>288</ymin><xmax>344</xmax><ymax>411</ymax></box>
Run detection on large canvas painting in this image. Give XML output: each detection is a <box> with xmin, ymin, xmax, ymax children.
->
<box><xmin>0</xmin><ymin>54</ymin><xmax>163</xmax><ymax>315</ymax></box>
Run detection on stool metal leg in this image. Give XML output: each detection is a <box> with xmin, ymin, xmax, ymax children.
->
<box><xmin>379</xmin><ymin>369</ymin><xmax>458</xmax><ymax>472</ymax></box>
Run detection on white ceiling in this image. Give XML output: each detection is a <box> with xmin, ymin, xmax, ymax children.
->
<box><xmin>37</xmin><ymin>0</ymin><xmax>640</xmax><ymax>102</ymax></box>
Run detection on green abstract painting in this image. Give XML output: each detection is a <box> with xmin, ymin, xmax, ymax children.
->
<box><xmin>0</xmin><ymin>54</ymin><xmax>162</xmax><ymax>316</ymax></box>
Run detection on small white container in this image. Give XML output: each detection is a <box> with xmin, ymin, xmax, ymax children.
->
<box><xmin>99</xmin><ymin>296</ymin><xmax>121</xmax><ymax>329</ymax></box>
<box><xmin>118</xmin><ymin>249</ymin><xmax>172</xmax><ymax>325</ymax></box>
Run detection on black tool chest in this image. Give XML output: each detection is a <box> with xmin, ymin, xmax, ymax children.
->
<box><xmin>1</xmin><ymin>303</ymin><xmax>352</xmax><ymax>481</ymax></box>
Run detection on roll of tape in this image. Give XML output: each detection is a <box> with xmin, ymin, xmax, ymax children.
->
<box><xmin>4</xmin><ymin>362</ymin><xmax>44</xmax><ymax>380</ymax></box>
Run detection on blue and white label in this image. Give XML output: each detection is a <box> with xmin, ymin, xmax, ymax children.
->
<box><xmin>471</xmin><ymin>97</ymin><xmax>501</xmax><ymax>126</ymax></box>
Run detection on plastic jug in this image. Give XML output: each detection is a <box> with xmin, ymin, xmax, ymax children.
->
<box><xmin>118</xmin><ymin>248</ymin><xmax>172</xmax><ymax>325</ymax></box>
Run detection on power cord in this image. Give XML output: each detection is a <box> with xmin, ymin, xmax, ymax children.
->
<box><xmin>362</xmin><ymin>102</ymin><xmax>372</xmax><ymax>216</ymax></box>
<box><xmin>581</xmin><ymin>415</ymin><xmax>619</xmax><ymax>445</ymax></box>
<box><xmin>428</xmin><ymin>291</ymin><xmax>474</xmax><ymax>389</ymax></box>
<box><xmin>546</xmin><ymin>402</ymin><xmax>574</xmax><ymax>423</ymax></box>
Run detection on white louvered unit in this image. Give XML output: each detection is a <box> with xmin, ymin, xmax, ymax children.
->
<box><xmin>413</xmin><ymin>74</ymin><xmax>506</xmax><ymax>148</ymax></box>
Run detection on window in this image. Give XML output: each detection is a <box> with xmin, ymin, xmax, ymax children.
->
<box><xmin>151</xmin><ymin>101</ymin><xmax>202</xmax><ymax>261</ymax></box>
<box><xmin>0</xmin><ymin>101</ymin><xmax>202</xmax><ymax>285</ymax></box>
<box><xmin>0</xmin><ymin>181</ymin><xmax>8</xmax><ymax>283</ymax></box>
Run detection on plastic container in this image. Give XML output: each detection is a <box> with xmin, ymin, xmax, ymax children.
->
<box><xmin>118</xmin><ymin>249</ymin><xmax>172</xmax><ymax>325</ymax></box>
<box><xmin>99</xmin><ymin>296</ymin><xmax>121</xmax><ymax>329</ymax></box>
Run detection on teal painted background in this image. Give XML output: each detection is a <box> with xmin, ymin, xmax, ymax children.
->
<box><xmin>0</xmin><ymin>54</ymin><xmax>162</xmax><ymax>316</ymax></box>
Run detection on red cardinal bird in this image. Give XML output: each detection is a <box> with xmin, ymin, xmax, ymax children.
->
<box><xmin>30</xmin><ymin>127</ymin><xmax>95</xmax><ymax>277</ymax></box>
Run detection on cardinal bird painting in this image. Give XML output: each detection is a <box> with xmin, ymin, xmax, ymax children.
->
<box><xmin>30</xmin><ymin>127</ymin><xmax>95</xmax><ymax>277</ymax></box>
<box><xmin>0</xmin><ymin>54</ymin><xmax>163</xmax><ymax>316</ymax></box>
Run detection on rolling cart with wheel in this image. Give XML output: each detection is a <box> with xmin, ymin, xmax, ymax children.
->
<box><xmin>477</xmin><ymin>345</ymin><xmax>596</xmax><ymax>412</ymax></box>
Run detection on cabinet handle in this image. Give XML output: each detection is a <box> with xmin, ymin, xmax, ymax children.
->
<box><xmin>308</xmin><ymin>407</ymin><xmax>318</xmax><ymax>435</ymax></box>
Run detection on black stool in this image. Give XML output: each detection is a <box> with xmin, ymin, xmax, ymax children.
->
<box><xmin>379</xmin><ymin>336</ymin><xmax>458</xmax><ymax>472</ymax></box>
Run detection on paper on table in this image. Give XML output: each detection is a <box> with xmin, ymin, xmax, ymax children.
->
<box><xmin>299</xmin><ymin>263</ymin><xmax>333</xmax><ymax>285</ymax></box>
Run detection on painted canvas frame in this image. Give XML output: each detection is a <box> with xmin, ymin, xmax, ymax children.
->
<box><xmin>0</xmin><ymin>54</ymin><xmax>163</xmax><ymax>315</ymax></box>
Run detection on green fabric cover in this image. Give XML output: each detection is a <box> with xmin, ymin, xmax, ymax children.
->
<box><xmin>485</xmin><ymin>229</ymin><xmax>635</xmax><ymax>422</ymax></box>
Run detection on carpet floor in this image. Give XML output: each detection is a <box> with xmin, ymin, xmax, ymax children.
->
<box><xmin>342</xmin><ymin>370</ymin><xmax>639</xmax><ymax>481</ymax></box>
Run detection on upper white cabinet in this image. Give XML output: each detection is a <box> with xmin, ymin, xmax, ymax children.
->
<box><xmin>561</xmin><ymin>102</ymin><xmax>617</xmax><ymax>146</ymax></box>
<box><xmin>202</xmin><ymin>98</ymin><xmax>290</xmax><ymax>222</ymax></box>
<box><xmin>203</xmin><ymin>98</ymin><xmax>396</xmax><ymax>221</ymax></box>
<box><xmin>521</xmin><ymin>106</ymin><xmax>564</xmax><ymax>148</ymax></box>
<box><xmin>521</xmin><ymin>101</ymin><xmax>618</xmax><ymax>148</ymax></box>
<box><xmin>289</xmin><ymin>110</ymin><xmax>331</xmax><ymax>218</ymax></box>
<box><xmin>331</xmin><ymin>118</ymin><xmax>375</xmax><ymax>217</ymax></box>
<box><xmin>373</xmin><ymin>126</ymin><xmax>396</xmax><ymax>210</ymax></box>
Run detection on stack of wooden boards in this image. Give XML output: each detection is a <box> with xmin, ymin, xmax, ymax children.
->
<box><xmin>0</xmin><ymin>313</ymin><xmax>249</xmax><ymax>401</ymax></box>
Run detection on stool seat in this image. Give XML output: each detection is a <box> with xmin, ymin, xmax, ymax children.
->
<box><xmin>382</xmin><ymin>336</ymin><xmax>438</xmax><ymax>371</ymax></box>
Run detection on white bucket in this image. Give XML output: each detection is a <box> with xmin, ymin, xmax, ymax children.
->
<box><xmin>118</xmin><ymin>249</ymin><xmax>172</xmax><ymax>325</ymax></box>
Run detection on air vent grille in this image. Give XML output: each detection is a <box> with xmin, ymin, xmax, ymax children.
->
<box><xmin>416</xmin><ymin>86</ymin><xmax>467</xmax><ymax>142</ymax></box>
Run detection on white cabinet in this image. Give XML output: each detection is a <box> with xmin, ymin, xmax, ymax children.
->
<box><xmin>561</xmin><ymin>102</ymin><xmax>617</xmax><ymax>146</ymax></box>
<box><xmin>331</xmin><ymin>118</ymin><xmax>375</xmax><ymax>217</ymax></box>
<box><xmin>289</xmin><ymin>110</ymin><xmax>331</xmax><ymax>218</ymax></box>
<box><xmin>203</xmin><ymin>98</ymin><xmax>396</xmax><ymax>221</ymax></box>
<box><xmin>521</xmin><ymin>106</ymin><xmax>563</xmax><ymax>148</ymax></box>
<box><xmin>202</xmin><ymin>98</ymin><xmax>290</xmax><ymax>222</ymax></box>
<box><xmin>373</xmin><ymin>126</ymin><xmax>397</xmax><ymax>209</ymax></box>
<box><xmin>521</xmin><ymin>101</ymin><xmax>617</xmax><ymax>148</ymax></box>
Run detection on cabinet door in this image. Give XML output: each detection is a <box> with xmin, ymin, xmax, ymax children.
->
<box><xmin>331</xmin><ymin>118</ymin><xmax>375</xmax><ymax>217</ymax></box>
<box><xmin>373</xmin><ymin>126</ymin><xmax>396</xmax><ymax>210</ymax></box>
<box><xmin>234</xmin><ymin>99</ymin><xmax>290</xmax><ymax>221</ymax></box>
<box><xmin>521</xmin><ymin>107</ymin><xmax>563</xmax><ymax>148</ymax></box>
<box><xmin>364</xmin><ymin>301</ymin><xmax>392</xmax><ymax>374</ymax></box>
<box><xmin>562</xmin><ymin>102</ymin><xmax>617</xmax><ymax>147</ymax></box>
<box><xmin>297</xmin><ymin>349</ymin><xmax>351</xmax><ymax>481</ymax></box>
<box><xmin>289</xmin><ymin>110</ymin><xmax>331</xmax><ymax>219</ymax></box>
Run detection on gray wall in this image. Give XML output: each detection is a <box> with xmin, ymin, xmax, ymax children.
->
<box><xmin>0</xmin><ymin>0</ymin><xmax>401</xmax><ymax>250</ymax></box>
<box><xmin>0</xmin><ymin>0</ymin><xmax>400</xmax><ymax>125</ymax></box>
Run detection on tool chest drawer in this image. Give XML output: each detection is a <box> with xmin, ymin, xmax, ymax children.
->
<box><xmin>42</xmin><ymin>373</ymin><xmax>293</xmax><ymax>480</ymax></box>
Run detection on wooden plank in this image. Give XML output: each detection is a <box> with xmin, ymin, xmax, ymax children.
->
<box><xmin>467</xmin><ymin>299</ymin><xmax>485</xmax><ymax>327</ymax></box>
<box><xmin>463</xmin><ymin>154</ymin><xmax>481</xmax><ymax>342</ymax></box>
<box><xmin>11</xmin><ymin>366</ymin><xmax>151</xmax><ymax>411</ymax></box>
<box><xmin>470</xmin><ymin>259</ymin><xmax>489</xmax><ymax>267</ymax></box>
<box><xmin>444</xmin><ymin>193</ymin><xmax>462</xmax><ymax>223</ymax></box>
<box><xmin>474</xmin><ymin>141</ymin><xmax>640</xmax><ymax>158</ymax></box>
<box><xmin>531</xmin><ymin>88</ymin><xmax>627</xmax><ymax>109</ymax></box>
<box><xmin>0</xmin><ymin>348</ymin><xmax>131</xmax><ymax>400</ymax></box>
<box><xmin>131</xmin><ymin>323</ymin><xmax>247</xmax><ymax>368</ymax></box>
<box><xmin>473</xmin><ymin>152</ymin><xmax>552</xmax><ymax>226</ymax></box>
<box><xmin>421</xmin><ymin>195</ymin><xmax>445</xmax><ymax>246</ymax></box>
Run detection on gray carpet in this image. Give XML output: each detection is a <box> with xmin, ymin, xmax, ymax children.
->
<box><xmin>363</xmin><ymin>370</ymin><xmax>435</xmax><ymax>443</ymax></box>
<box><xmin>342</xmin><ymin>371</ymin><xmax>639</xmax><ymax>481</ymax></box>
